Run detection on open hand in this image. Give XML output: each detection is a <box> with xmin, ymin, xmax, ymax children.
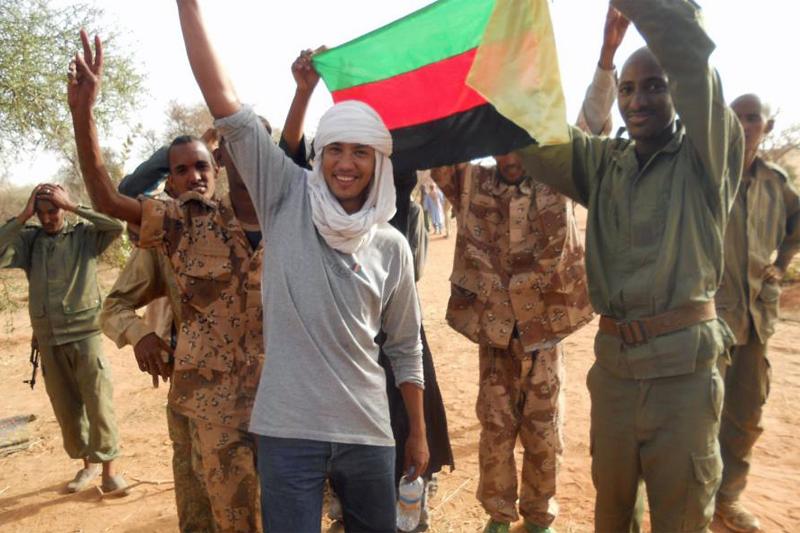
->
<box><xmin>599</xmin><ymin>6</ymin><xmax>629</xmax><ymax>69</ymax></box>
<box><xmin>67</xmin><ymin>29</ymin><xmax>104</xmax><ymax>111</ymax></box>
<box><xmin>133</xmin><ymin>333</ymin><xmax>174</xmax><ymax>382</ymax></box>
<box><xmin>18</xmin><ymin>185</ymin><xmax>44</xmax><ymax>223</ymax></box>
<box><xmin>37</xmin><ymin>184</ymin><xmax>77</xmax><ymax>212</ymax></box>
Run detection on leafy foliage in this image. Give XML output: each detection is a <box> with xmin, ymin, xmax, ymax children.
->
<box><xmin>0</xmin><ymin>0</ymin><xmax>144</xmax><ymax>164</ymax></box>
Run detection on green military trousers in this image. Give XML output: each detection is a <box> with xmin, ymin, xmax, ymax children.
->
<box><xmin>717</xmin><ymin>330</ymin><xmax>770</xmax><ymax>503</ymax></box>
<box><xmin>165</xmin><ymin>405</ymin><xmax>215</xmax><ymax>533</ymax></box>
<box><xmin>39</xmin><ymin>333</ymin><xmax>119</xmax><ymax>463</ymax></box>
<box><xmin>587</xmin><ymin>358</ymin><xmax>724</xmax><ymax>532</ymax></box>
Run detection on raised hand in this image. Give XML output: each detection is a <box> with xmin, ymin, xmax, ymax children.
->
<box><xmin>37</xmin><ymin>184</ymin><xmax>78</xmax><ymax>212</ymax></box>
<box><xmin>600</xmin><ymin>6</ymin><xmax>629</xmax><ymax>70</ymax></box>
<box><xmin>17</xmin><ymin>185</ymin><xmax>43</xmax><ymax>223</ymax></box>
<box><xmin>67</xmin><ymin>29</ymin><xmax>104</xmax><ymax>111</ymax></box>
<box><xmin>292</xmin><ymin>48</ymin><xmax>324</xmax><ymax>95</ymax></box>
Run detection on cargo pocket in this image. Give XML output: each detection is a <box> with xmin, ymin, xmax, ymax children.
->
<box><xmin>682</xmin><ymin>452</ymin><xmax>722</xmax><ymax>531</ymax></box>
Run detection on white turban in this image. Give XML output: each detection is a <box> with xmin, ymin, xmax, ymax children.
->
<box><xmin>307</xmin><ymin>100</ymin><xmax>397</xmax><ymax>254</ymax></box>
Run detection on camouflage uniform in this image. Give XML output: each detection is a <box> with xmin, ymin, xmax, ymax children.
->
<box><xmin>102</xmin><ymin>246</ymin><xmax>215</xmax><ymax>532</ymax></box>
<box><xmin>432</xmin><ymin>164</ymin><xmax>592</xmax><ymax>526</ymax></box>
<box><xmin>138</xmin><ymin>192</ymin><xmax>264</xmax><ymax>533</ymax></box>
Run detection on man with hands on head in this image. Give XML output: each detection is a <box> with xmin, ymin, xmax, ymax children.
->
<box><xmin>69</xmin><ymin>29</ymin><xmax>265</xmax><ymax>533</ymax></box>
<box><xmin>519</xmin><ymin>0</ymin><xmax>744</xmax><ymax>531</ymax></box>
<box><xmin>0</xmin><ymin>182</ymin><xmax>126</xmax><ymax>495</ymax></box>
<box><xmin>176</xmin><ymin>1</ymin><xmax>427</xmax><ymax>532</ymax></box>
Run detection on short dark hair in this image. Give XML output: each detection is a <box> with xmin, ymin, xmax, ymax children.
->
<box><xmin>167</xmin><ymin>135</ymin><xmax>207</xmax><ymax>168</ymax></box>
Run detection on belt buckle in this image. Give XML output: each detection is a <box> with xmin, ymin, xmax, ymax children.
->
<box><xmin>616</xmin><ymin>320</ymin><xmax>648</xmax><ymax>346</ymax></box>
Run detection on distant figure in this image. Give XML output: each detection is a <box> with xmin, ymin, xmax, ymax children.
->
<box><xmin>714</xmin><ymin>94</ymin><xmax>800</xmax><ymax>532</ymax></box>
<box><xmin>0</xmin><ymin>183</ymin><xmax>126</xmax><ymax>495</ymax></box>
<box><xmin>422</xmin><ymin>183</ymin><xmax>445</xmax><ymax>235</ymax></box>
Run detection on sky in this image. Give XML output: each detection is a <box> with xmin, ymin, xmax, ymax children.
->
<box><xmin>9</xmin><ymin>0</ymin><xmax>800</xmax><ymax>186</ymax></box>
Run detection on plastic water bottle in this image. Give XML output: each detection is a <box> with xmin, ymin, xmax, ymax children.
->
<box><xmin>396</xmin><ymin>469</ymin><xmax>425</xmax><ymax>532</ymax></box>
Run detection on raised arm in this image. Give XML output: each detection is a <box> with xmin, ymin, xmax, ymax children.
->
<box><xmin>0</xmin><ymin>187</ymin><xmax>41</xmax><ymax>270</ymax></box>
<box><xmin>612</xmin><ymin>0</ymin><xmax>742</xmax><ymax>193</ymax></box>
<box><xmin>281</xmin><ymin>49</ymin><xmax>322</xmax><ymax>161</ymax></box>
<box><xmin>577</xmin><ymin>6</ymin><xmax>628</xmax><ymax>135</ymax></box>
<box><xmin>68</xmin><ymin>30</ymin><xmax>142</xmax><ymax>225</ymax></box>
<box><xmin>41</xmin><ymin>184</ymin><xmax>123</xmax><ymax>254</ymax></box>
<box><xmin>176</xmin><ymin>0</ymin><xmax>240</xmax><ymax>119</ymax></box>
<box><xmin>118</xmin><ymin>146</ymin><xmax>170</xmax><ymax>198</ymax></box>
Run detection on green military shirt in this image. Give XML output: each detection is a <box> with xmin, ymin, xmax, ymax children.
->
<box><xmin>716</xmin><ymin>157</ymin><xmax>800</xmax><ymax>344</ymax></box>
<box><xmin>520</xmin><ymin>0</ymin><xmax>744</xmax><ymax>380</ymax></box>
<box><xmin>0</xmin><ymin>207</ymin><xmax>124</xmax><ymax>346</ymax></box>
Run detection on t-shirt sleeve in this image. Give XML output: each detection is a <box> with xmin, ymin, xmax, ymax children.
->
<box><xmin>381</xmin><ymin>239</ymin><xmax>424</xmax><ymax>388</ymax></box>
<box><xmin>215</xmin><ymin>105</ymin><xmax>308</xmax><ymax>232</ymax></box>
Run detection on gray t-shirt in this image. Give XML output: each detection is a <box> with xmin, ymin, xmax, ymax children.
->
<box><xmin>216</xmin><ymin>106</ymin><xmax>423</xmax><ymax>446</ymax></box>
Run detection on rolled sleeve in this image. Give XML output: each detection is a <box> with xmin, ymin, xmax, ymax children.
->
<box><xmin>381</xmin><ymin>243</ymin><xmax>424</xmax><ymax>388</ymax></box>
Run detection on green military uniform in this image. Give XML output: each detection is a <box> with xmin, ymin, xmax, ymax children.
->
<box><xmin>519</xmin><ymin>0</ymin><xmax>744</xmax><ymax>530</ymax></box>
<box><xmin>101</xmin><ymin>246</ymin><xmax>215</xmax><ymax>532</ymax></box>
<box><xmin>0</xmin><ymin>207</ymin><xmax>124</xmax><ymax>463</ymax></box>
<box><xmin>715</xmin><ymin>157</ymin><xmax>800</xmax><ymax>504</ymax></box>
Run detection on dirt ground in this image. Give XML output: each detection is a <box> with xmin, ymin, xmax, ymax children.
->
<box><xmin>1</xmin><ymin>212</ymin><xmax>800</xmax><ymax>532</ymax></box>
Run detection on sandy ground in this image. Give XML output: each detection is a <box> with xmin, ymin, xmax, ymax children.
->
<box><xmin>1</xmin><ymin>214</ymin><xmax>800</xmax><ymax>532</ymax></box>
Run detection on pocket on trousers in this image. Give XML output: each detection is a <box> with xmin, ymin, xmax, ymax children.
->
<box><xmin>683</xmin><ymin>452</ymin><xmax>722</xmax><ymax>531</ymax></box>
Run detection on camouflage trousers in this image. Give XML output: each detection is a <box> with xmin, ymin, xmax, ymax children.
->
<box><xmin>718</xmin><ymin>330</ymin><xmax>771</xmax><ymax>503</ymax></box>
<box><xmin>187</xmin><ymin>417</ymin><xmax>262</xmax><ymax>533</ymax></box>
<box><xmin>476</xmin><ymin>340</ymin><xmax>564</xmax><ymax>526</ymax></box>
<box><xmin>166</xmin><ymin>406</ymin><xmax>214</xmax><ymax>532</ymax></box>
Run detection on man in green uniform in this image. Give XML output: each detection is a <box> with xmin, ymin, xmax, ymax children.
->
<box><xmin>519</xmin><ymin>0</ymin><xmax>744</xmax><ymax>530</ymax></box>
<box><xmin>714</xmin><ymin>94</ymin><xmax>800</xmax><ymax>532</ymax></box>
<box><xmin>0</xmin><ymin>183</ymin><xmax>127</xmax><ymax>494</ymax></box>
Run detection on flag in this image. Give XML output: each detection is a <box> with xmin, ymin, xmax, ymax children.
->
<box><xmin>313</xmin><ymin>0</ymin><xmax>568</xmax><ymax>173</ymax></box>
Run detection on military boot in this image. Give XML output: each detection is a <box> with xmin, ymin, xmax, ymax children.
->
<box><xmin>715</xmin><ymin>500</ymin><xmax>761</xmax><ymax>532</ymax></box>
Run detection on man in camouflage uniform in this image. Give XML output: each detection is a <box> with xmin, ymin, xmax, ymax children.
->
<box><xmin>713</xmin><ymin>94</ymin><xmax>800</xmax><ymax>532</ymax></box>
<box><xmin>519</xmin><ymin>0</ymin><xmax>744</xmax><ymax>530</ymax></box>
<box><xmin>100</xmin><ymin>147</ymin><xmax>215</xmax><ymax>532</ymax></box>
<box><xmin>0</xmin><ymin>183</ymin><xmax>127</xmax><ymax>494</ymax></box>
<box><xmin>69</xmin><ymin>30</ymin><xmax>263</xmax><ymax>533</ymax></box>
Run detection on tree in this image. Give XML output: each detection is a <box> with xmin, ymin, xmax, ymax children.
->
<box><xmin>163</xmin><ymin>100</ymin><xmax>215</xmax><ymax>144</ymax></box>
<box><xmin>762</xmin><ymin>122</ymin><xmax>800</xmax><ymax>182</ymax></box>
<box><xmin>0</xmin><ymin>0</ymin><xmax>144</xmax><ymax>164</ymax></box>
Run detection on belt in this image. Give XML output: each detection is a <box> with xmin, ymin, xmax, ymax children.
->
<box><xmin>598</xmin><ymin>301</ymin><xmax>716</xmax><ymax>346</ymax></box>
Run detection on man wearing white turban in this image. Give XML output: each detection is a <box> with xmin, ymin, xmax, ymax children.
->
<box><xmin>176</xmin><ymin>2</ymin><xmax>428</xmax><ymax>532</ymax></box>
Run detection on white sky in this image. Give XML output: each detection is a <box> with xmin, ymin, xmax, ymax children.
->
<box><xmin>9</xmin><ymin>0</ymin><xmax>800</xmax><ymax>186</ymax></box>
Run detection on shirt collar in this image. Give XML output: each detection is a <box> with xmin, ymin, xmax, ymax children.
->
<box><xmin>490</xmin><ymin>168</ymin><xmax>534</xmax><ymax>196</ymax></box>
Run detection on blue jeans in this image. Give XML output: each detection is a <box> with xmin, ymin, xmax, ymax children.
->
<box><xmin>257</xmin><ymin>436</ymin><xmax>396</xmax><ymax>533</ymax></box>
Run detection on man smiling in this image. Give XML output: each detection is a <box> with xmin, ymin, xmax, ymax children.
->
<box><xmin>176</xmin><ymin>1</ymin><xmax>427</xmax><ymax>532</ymax></box>
<box><xmin>519</xmin><ymin>0</ymin><xmax>744</xmax><ymax>530</ymax></box>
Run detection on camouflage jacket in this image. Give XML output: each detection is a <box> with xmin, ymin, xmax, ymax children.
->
<box><xmin>431</xmin><ymin>164</ymin><xmax>593</xmax><ymax>352</ymax></box>
<box><xmin>139</xmin><ymin>192</ymin><xmax>264</xmax><ymax>430</ymax></box>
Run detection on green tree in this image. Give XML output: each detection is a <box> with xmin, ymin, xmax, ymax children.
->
<box><xmin>0</xmin><ymin>0</ymin><xmax>144</xmax><ymax>164</ymax></box>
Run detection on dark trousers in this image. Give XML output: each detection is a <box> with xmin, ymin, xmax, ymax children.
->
<box><xmin>257</xmin><ymin>436</ymin><xmax>396</xmax><ymax>533</ymax></box>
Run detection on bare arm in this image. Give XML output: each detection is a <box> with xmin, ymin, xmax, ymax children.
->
<box><xmin>282</xmin><ymin>49</ymin><xmax>323</xmax><ymax>159</ymax></box>
<box><xmin>68</xmin><ymin>30</ymin><xmax>142</xmax><ymax>225</ymax></box>
<box><xmin>176</xmin><ymin>0</ymin><xmax>240</xmax><ymax>119</ymax></box>
<box><xmin>399</xmin><ymin>382</ymin><xmax>429</xmax><ymax>480</ymax></box>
